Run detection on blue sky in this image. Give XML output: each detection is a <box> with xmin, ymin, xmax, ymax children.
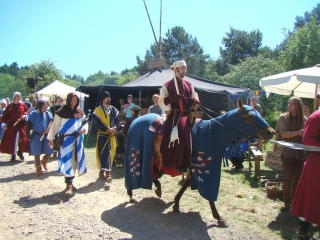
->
<box><xmin>0</xmin><ymin>0</ymin><xmax>318</xmax><ymax>78</ymax></box>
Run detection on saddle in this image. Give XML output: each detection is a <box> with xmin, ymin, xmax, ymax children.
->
<box><xmin>151</xmin><ymin>109</ymin><xmax>203</xmax><ymax>171</ymax></box>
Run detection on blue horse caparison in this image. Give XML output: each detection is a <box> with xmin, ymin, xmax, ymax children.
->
<box><xmin>124</xmin><ymin>103</ymin><xmax>273</xmax><ymax>226</ymax></box>
<box><xmin>190</xmin><ymin>105</ymin><xmax>270</xmax><ymax>201</ymax></box>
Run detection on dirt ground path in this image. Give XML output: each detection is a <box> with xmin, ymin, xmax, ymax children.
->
<box><xmin>0</xmin><ymin>152</ymin><xmax>285</xmax><ymax>240</ymax></box>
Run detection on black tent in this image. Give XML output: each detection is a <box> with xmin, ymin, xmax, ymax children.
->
<box><xmin>77</xmin><ymin>69</ymin><xmax>251</xmax><ymax>116</ymax></box>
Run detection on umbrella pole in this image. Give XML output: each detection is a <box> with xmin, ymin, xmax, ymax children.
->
<box><xmin>314</xmin><ymin>84</ymin><xmax>319</xmax><ymax>111</ymax></box>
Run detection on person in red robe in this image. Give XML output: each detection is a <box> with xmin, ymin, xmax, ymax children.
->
<box><xmin>158</xmin><ymin>60</ymin><xmax>199</xmax><ymax>176</ymax></box>
<box><xmin>0</xmin><ymin>92</ymin><xmax>29</xmax><ymax>162</ymax></box>
<box><xmin>291</xmin><ymin>109</ymin><xmax>320</xmax><ymax>239</ymax></box>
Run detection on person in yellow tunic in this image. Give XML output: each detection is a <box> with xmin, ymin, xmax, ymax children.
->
<box><xmin>93</xmin><ymin>91</ymin><xmax>120</xmax><ymax>182</ymax></box>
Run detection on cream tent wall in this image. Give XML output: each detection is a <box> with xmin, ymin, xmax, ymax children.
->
<box><xmin>35</xmin><ymin>80</ymin><xmax>87</xmax><ymax>108</ymax></box>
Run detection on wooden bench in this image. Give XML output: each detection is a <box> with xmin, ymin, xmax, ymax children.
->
<box><xmin>248</xmin><ymin>146</ymin><xmax>263</xmax><ymax>178</ymax></box>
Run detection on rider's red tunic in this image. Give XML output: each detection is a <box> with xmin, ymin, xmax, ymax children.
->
<box><xmin>160</xmin><ymin>78</ymin><xmax>195</xmax><ymax>176</ymax></box>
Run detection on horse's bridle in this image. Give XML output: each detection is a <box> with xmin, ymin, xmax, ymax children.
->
<box><xmin>237</xmin><ymin>108</ymin><xmax>273</xmax><ymax>138</ymax></box>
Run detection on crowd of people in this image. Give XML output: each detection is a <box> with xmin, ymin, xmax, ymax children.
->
<box><xmin>0</xmin><ymin>60</ymin><xmax>319</xmax><ymax>239</ymax></box>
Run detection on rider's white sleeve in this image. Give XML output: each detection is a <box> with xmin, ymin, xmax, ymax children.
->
<box><xmin>159</xmin><ymin>85</ymin><xmax>171</xmax><ymax>112</ymax></box>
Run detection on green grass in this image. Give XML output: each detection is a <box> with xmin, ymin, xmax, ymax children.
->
<box><xmin>84</xmin><ymin>147</ymin><xmax>318</xmax><ymax>239</ymax></box>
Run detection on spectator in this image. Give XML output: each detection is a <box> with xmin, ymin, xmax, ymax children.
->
<box><xmin>119</xmin><ymin>98</ymin><xmax>126</xmax><ymax>120</ymax></box>
<box><xmin>275</xmin><ymin>96</ymin><xmax>306</xmax><ymax>211</ymax></box>
<box><xmin>0</xmin><ymin>92</ymin><xmax>29</xmax><ymax>162</ymax></box>
<box><xmin>50</xmin><ymin>96</ymin><xmax>63</xmax><ymax>117</ymax></box>
<box><xmin>148</xmin><ymin>94</ymin><xmax>164</xmax><ymax>115</ymax></box>
<box><xmin>24</xmin><ymin>97</ymin><xmax>33</xmax><ymax>112</ymax></box>
<box><xmin>124</xmin><ymin>94</ymin><xmax>136</xmax><ymax>119</ymax></box>
<box><xmin>122</xmin><ymin>105</ymin><xmax>140</xmax><ymax>135</ymax></box>
<box><xmin>0</xmin><ymin>99</ymin><xmax>7</xmax><ymax>140</ymax></box>
<box><xmin>303</xmin><ymin>103</ymin><xmax>311</xmax><ymax>118</ymax></box>
<box><xmin>250</xmin><ymin>96</ymin><xmax>263</xmax><ymax>115</ymax></box>
<box><xmin>291</xmin><ymin>109</ymin><xmax>320</xmax><ymax>239</ymax></box>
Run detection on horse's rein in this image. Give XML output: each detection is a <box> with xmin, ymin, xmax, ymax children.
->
<box><xmin>199</xmin><ymin>105</ymin><xmax>268</xmax><ymax>138</ymax></box>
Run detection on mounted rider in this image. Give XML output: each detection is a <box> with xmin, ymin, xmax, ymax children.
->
<box><xmin>156</xmin><ymin>60</ymin><xmax>200</xmax><ymax>176</ymax></box>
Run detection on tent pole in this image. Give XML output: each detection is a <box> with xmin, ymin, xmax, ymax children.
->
<box><xmin>139</xmin><ymin>88</ymin><xmax>142</xmax><ymax>106</ymax></box>
<box><xmin>314</xmin><ymin>84</ymin><xmax>319</xmax><ymax>111</ymax></box>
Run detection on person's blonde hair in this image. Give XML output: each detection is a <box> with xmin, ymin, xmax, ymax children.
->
<box><xmin>152</xmin><ymin>94</ymin><xmax>160</xmax><ymax>99</ymax></box>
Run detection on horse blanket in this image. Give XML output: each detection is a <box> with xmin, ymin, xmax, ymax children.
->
<box><xmin>190</xmin><ymin>119</ymin><xmax>225</xmax><ymax>201</ymax></box>
<box><xmin>125</xmin><ymin>113</ymin><xmax>158</xmax><ymax>190</ymax></box>
<box><xmin>125</xmin><ymin>114</ymin><xmax>223</xmax><ymax>201</ymax></box>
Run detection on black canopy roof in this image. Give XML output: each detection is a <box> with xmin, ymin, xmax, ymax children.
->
<box><xmin>77</xmin><ymin>69</ymin><xmax>251</xmax><ymax>116</ymax></box>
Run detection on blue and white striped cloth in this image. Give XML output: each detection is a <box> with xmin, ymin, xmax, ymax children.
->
<box><xmin>58</xmin><ymin>117</ymin><xmax>87</xmax><ymax>177</ymax></box>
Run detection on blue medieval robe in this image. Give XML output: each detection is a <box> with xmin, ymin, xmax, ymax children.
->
<box><xmin>125</xmin><ymin>113</ymin><xmax>159</xmax><ymax>190</ymax></box>
<box><xmin>28</xmin><ymin>110</ymin><xmax>54</xmax><ymax>155</ymax></box>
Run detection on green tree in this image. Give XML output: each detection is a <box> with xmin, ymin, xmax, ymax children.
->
<box><xmin>32</xmin><ymin>60</ymin><xmax>62</xmax><ymax>88</ymax></box>
<box><xmin>117</xmin><ymin>68</ymin><xmax>139</xmax><ymax>85</ymax></box>
<box><xmin>65</xmin><ymin>74</ymin><xmax>85</xmax><ymax>84</ymax></box>
<box><xmin>0</xmin><ymin>62</ymin><xmax>20</xmax><ymax>76</ymax></box>
<box><xmin>203</xmin><ymin>59</ymin><xmax>229</xmax><ymax>81</ymax></box>
<box><xmin>219</xmin><ymin>27</ymin><xmax>263</xmax><ymax>65</ymax></box>
<box><xmin>86</xmin><ymin>71</ymin><xmax>109</xmax><ymax>86</ymax></box>
<box><xmin>294</xmin><ymin>4</ymin><xmax>320</xmax><ymax>29</ymax></box>
<box><xmin>222</xmin><ymin>55</ymin><xmax>285</xmax><ymax>90</ymax></box>
<box><xmin>280</xmin><ymin>17</ymin><xmax>320</xmax><ymax>70</ymax></box>
<box><xmin>137</xmin><ymin>26</ymin><xmax>209</xmax><ymax>76</ymax></box>
<box><xmin>221</xmin><ymin>56</ymin><xmax>287</xmax><ymax>127</ymax></box>
<box><xmin>85</xmin><ymin>71</ymin><xmax>121</xmax><ymax>86</ymax></box>
<box><xmin>0</xmin><ymin>73</ymin><xmax>16</xmax><ymax>97</ymax></box>
<box><xmin>0</xmin><ymin>73</ymin><xmax>30</xmax><ymax>98</ymax></box>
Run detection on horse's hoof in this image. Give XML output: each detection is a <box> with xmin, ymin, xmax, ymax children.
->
<box><xmin>173</xmin><ymin>204</ymin><xmax>180</xmax><ymax>213</ymax></box>
<box><xmin>155</xmin><ymin>189</ymin><xmax>162</xmax><ymax>198</ymax></box>
<box><xmin>129</xmin><ymin>198</ymin><xmax>137</xmax><ymax>204</ymax></box>
<box><xmin>178</xmin><ymin>179</ymin><xmax>185</xmax><ymax>186</ymax></box>
<box><xmin>217</xmin><ymin>219</ymin><xmax>228</xmax><ymax>228</ymax></box>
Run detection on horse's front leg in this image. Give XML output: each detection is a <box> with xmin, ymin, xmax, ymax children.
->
<box><xmin>127</xmin><ymin>190</ymin><xmax>137</xmax><ymax>203</ymax></box>
<box><xmin>173</xmin><ymin>172</ymin><xmax>191</xmax><ymax>212</ymax></box>
<box><xmin>153</xmin><ymin>179</ymin><xmax>162</xmax><ymax>198</ymax></box>
<box><xmin>209</xmin><ymin>201</ymin><xmax>228</xmax><ymax>227</ymax></box>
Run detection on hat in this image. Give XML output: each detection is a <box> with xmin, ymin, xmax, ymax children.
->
<box><xmin>317</xmin><ymin>92</ymin><xmax>320</xmax><ymax>98</ymax></box>
<box><xmin>13</xmin><ymin>91</ymin><xmax>21</xmax><ymax>99</ymax></box>
<box><xmin>130</xmin><ymin>104</ymin><xmax>140</xmax><ymax>113</ymax></box>
<box><xmin>127</xmin><ymin>94</ymin><xmax>133</xmax><ymax>98</ymax></box>
<box><xmin>0</xmin><ymin>99</ymin><xmax>7</xmax><ymax>107</ymax></box>
<box><xmin>170</xmin><ymin>60</ymin><xmax>187</xmax><ymax>69</ymax></box>
<box><xmin>102</xmin><ymin>91</ymin><xmax>111</xmax><ymax>99</ymax></box>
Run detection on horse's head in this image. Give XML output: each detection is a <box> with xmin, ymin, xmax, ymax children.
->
<box><xmin>220</xmin><ymin>99</ymin><xmax>274</xmax><ymax>141</ymax></box>
<box><xmin>236</xmin><ymin>99</ymin><xmax>274</xmax><ymax>140</ymax></box>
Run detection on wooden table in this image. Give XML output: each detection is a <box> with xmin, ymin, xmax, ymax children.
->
<box><xmin>248</xmin><ymin>146</ymin><xmax>263</xmax><ymax>178</ymax></box>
